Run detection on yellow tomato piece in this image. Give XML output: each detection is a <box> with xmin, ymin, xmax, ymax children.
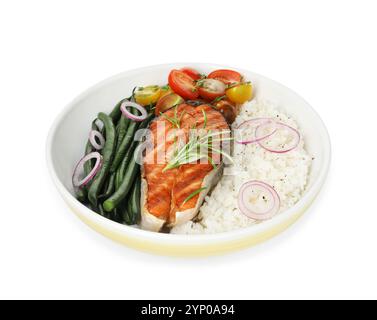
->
<box><xmin>159</xmin><ymin>85</ymin><xmax>173</xmax><ymax>99</ymax></box>
<box><xmin>135</xmin><ymin>85</ymin><xmax>161</xmax><ymax>106</ymax></box>
<box><xmin>225</xmin><ymin>83</ymin><xmax>253</xmax><ymax>104</ymax></box>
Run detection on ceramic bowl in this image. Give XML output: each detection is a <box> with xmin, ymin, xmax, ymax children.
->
<box><xmin>46</xmin><ymin>63</ymin><xmax>330</xmax><ymax>256</ymax></box>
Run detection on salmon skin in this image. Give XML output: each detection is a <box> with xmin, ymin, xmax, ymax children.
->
<box><xmin>140</xmin><ymin>104</ymin><xmax>230</xmax><ymax>232</ymax></box>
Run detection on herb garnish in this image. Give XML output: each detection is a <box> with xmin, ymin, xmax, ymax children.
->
<box><xmin>182</xmin><ymin>187</ymin><xmax>207</xmax><ymax>205</ymax></box>
<box><xmin>163</xmin><ymin>130</ymin><xmax>234</xmax><ymax>172</ymax></box>
<box><xmin>212</xmin><ymin>95</ymin><xmax>226</xmax><ymax>104</ymax></box>
<box><xmin>160</xmin><ymin>105</ymin><xmax>185</xmax><ymax>129</ymax></box>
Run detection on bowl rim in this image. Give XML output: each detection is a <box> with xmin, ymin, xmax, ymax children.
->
<box><xmin>46</xmin><ymin>62</ymin><xmax>331</xmax><ymax>244</ymax></box>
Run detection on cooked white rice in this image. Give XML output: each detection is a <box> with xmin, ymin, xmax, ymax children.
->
<box><xmin>171</xmin><ymin>99</ymin><xmax>312</xmax><ymax>234</ymax></box>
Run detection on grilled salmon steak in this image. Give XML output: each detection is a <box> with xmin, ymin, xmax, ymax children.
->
<box><xmin>140</xmin><ymin>104</ymin><xmax>230</xmax><ymax>231</ymax></box>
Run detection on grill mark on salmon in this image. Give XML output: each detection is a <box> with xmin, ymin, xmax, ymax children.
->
<box><xmin>143</xmin><ymin>164</ymin><xmax>177</xmax><ymax>219</ymax></box>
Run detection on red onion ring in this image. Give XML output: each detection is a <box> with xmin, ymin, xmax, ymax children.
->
<box><xmin>238</xmin><ymin>180</ymin><xmax>280</xmax><ymax>220</ymax></box>
<box><xmin>256</xmin><ymin>122</ymin><xmax>300</xmax><ymax>153</ymax></box>
<box><xmin>72</xmin><ymin>152</ymin><xmax>103</xmax><ymax>188</ymax></box>
<box><xmin>236</xmin><ymin>118</ymin><xmax>277</xmax><ymax>144</ymax></box>
<box><xmin>94</xmin><ymin>119</ymin><xmax>104</xmax><ymax>131</ymax></box>
<box><xmin>120</xmin><ymin>101</ymin><xmax>147</xmax><ymax>122</ymax></box>
<box><xmin>89</xmin><ymin>130</ymin><xmax>105</xmax><ymax>150</ymax></box>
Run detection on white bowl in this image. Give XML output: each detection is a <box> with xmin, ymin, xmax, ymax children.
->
<box><xmin>46</xmin><ymin>63</ymin><xmax>330</xmax><ymax>256</ymax></box>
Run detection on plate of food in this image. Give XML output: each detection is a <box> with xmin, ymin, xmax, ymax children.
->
<box><xmin>47</xmin><ymin>63</ymin><xmax>330</xmax><ymax>256</ymax></box>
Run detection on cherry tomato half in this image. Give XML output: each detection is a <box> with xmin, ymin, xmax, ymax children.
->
<box><xmin>213</xmin><ymin>99</ymin><xmax>237</xmax><ymax>124</ymax></box>
<box><xmin>168</xmin><ymin>70</ymin><xmax>199</xmax><ymax>100</ymax></box>
<box><xmin>181</xmin><ymin>67</ymin><xmax>202</xmax><ymax>80</ymax></box>
<box><xmin>155</xmin><ymin>93</ymin><xmax>184</xmax><ymax>115</ymax></box>
<box><xmin>208</xmin><ymin>69</ymin><xmax>242</xmax><ymax>85</ymax></box>
<box><xmin>225</xmin><ymin>83</ymin><xmax>253</xmax><ymax>104</ymax></box>
<box><xmin>134</xmin><ymin>85</ymin><xmax>161</xmax><ymax>106</ymax></box>
<box><xmin>197</xmin><ymin>79</ymin><xmax>226</xmax><ymax>101</ymax></box>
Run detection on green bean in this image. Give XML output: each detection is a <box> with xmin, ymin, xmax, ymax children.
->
<box><xmin>106</xmin><ymin>198</ymin><xmax>128</xmax><ymax>224</ymax></box>
<box><xmin>88</xmin><ymin>112</ymin><xmax>116</xmax><ymax>207</ymax></box>
<box><xmin>137</xmin><ymin>112</ymin><xmax>155</xmax><ymax>133</ymax></box>
<box><xmin>128</xmin><ymin>175</ymin><xmax>141</xmax><ymax>224</ymax></box>
<box><xmin>98</xmin><ymin>203</ymin><xmax>106</xmax><ymax>217</ymax></box>
<box><xmin>112</xmin><ymin>208</ymin><xmax>123</xmax><ymax>223</ymax></box>
<box><xmin>115</xmin><ymin>140</ymin><xmax>138</xmax><ymax>189</ymax></box>
<box><xmin>123</xmin><ymin>214</ymin><xmax>132</xmax><ymax>225</ymax></box>
<box><xmin>109</xmin><ymin>91</ymin><xmax>135</xmax><ymax>123</ymax></box>
<box><xmin>103</xmin><ymin>143</ymin><xmax>141</xmax><ymax>212</ymax></box>
<box><xmin>110</xmin><ymin>94</ymin><xmax>155</xmax><ymax>173</ymax></box>
<box><xmin>127</xmin><ymin>199</ymin><xmax>134</xmax><ymax>224</ymax></box>
<box><xmin>115</xmin><ymin>121</ymin><xmax>120</xmax><ymax>134</ymax></box>
<box><xmin>139</xmin><ymin>112</ymin><xmax>155</xmax><ymax>129</ymax></box>
<box><xmin>109</xmin><ymin>98</ymin><xmax>126</xmax><ymax>123</ymax></box>
<box><xmin>110</xmin><ymin>110</ymin><xmax>140</xmax><ymax>173</ymax></box>
<box><xmin>77</xmin><ymin>121</ymin><xmax>100</xmax><ymax>202</ymax></box>
<box><xmin>115</xmin><ymin>165</ymin><xmax>123</xmax><ymax>191</ymax></box>
<box><xmin>75</xmin><ymin>187</ymin><xmax>87</xmax><ymax>203</ymax></box>
<box><xmin>115</xmin><ymin>165</ymin><xmax>122</xmax><ymax>191</ymax></box>
<box><xmin>98</xmin><ymin>172</ymin><xmax>115</xmax><ymax>199</ymax></box>
<box><xmin>120</xmin><ymin>200</ymin><xmax>132</xmax><ymax>225</ymax></box>
<box><xmin>116</xmin><ymin>116</ymin><xmax>130</xmax><ymax>148</ymax></box>
<box><xmin>115</xmin><ymin>113</ymin><xmax>154</xmax><ymax>188</ymax></box>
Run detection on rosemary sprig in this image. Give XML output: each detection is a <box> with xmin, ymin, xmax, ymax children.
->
<box><xmin>182</xmin><ymin>187</ymin><xmax>207</xmax><ymax>205</ymax></box>
<box><xmin>212</xmin><ymin>95</ymin><xmax>226</xmax><ymax>104</ymax></box>
<box><xmin>207</xmin><ymin>155</ymin><xmax>217</xmax><ymax>169</ymax></box>
<box><xmin>160</xmin><ymin>105</ymin><xmax>185</xmax><ymax>129</ymax></box>
<box><xmin>163</xmin><ymin>130</ymin><xmax>234</xmax><ymax>172</ymax></box>
<box><xmin>202</xmin><ymin>145</ymin><xmax>234</xmax><ymax>163</ymax></box>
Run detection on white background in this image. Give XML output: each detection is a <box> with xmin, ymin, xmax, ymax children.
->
<box><xmin>1</xmin><ymin>0</ymin><xmax>376</xmax><ymax>300</ymax></box>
